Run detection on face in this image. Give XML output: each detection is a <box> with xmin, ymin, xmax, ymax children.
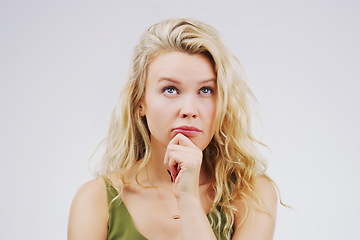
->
<box><xmin>141</xmin><ymin>51</ymin><xmax>217</xmax><ymax>152</ymax></box>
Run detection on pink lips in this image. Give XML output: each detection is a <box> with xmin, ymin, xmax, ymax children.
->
<box><xmin>173</xmin><ymin>125</ymin><xmax>201</xmax><ymax>137</ymax></box>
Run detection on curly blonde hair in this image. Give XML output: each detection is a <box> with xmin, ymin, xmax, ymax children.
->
<box><xmin>96</xmin><ymin>18</ymin><xmax>275</xmax><ymax>240</ymax></box>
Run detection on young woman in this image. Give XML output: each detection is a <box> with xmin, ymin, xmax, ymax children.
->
<box><xmin>68</xmin><ymin>18</ymin><xmax>278</xmax><ymax>240</ymax></box>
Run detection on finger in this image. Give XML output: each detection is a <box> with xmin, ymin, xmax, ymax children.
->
<box><xmin>168</xmin><ymin>155</ymin><xmax>179</xmax><ymax>181</ymax></box>
<box><xmin>166</xmin><ymin>144</ymin><xmax>191</xmax><ymax>152</ymax></box>
<box><xmin>173</xmin><ymin>165</ymin><xmax>183</xmax><ymax>185</ymax></box>
<box><xmin>164</xmin><ymin>148</ymin><xmax>179</xmax><ymax>181</ymax></box>
<box><xmin>165</xmin><ymin>134</ymin><xmax>185</xmax><ymax>173</ymax></box>
<box><xmin>168</xmin><ymin>133</ymin><xmax>197</xmax><ymax>148</ymax></box>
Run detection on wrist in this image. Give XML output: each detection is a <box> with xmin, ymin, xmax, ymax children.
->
<box><xmin>176</xmin><ymin>193</ymin><xmax>202</xmax><ymax>211</ymax></box>
<box><xmin>176</xmin><ymin>193</ymin><xmax>216</xmax><ymax>240</ymax></box>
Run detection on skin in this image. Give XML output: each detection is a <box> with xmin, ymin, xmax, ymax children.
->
<box><xmin>68</xmin><ymin>52</ymin><xmax>278</xmax><ymax>240</ymax></box>
<box><xmin>141</xmin><ymin>51</ymin><xmax>217</xmax><ymax>194</ymax></box>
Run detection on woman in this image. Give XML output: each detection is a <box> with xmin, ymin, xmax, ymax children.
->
<box><xmin>68</xmin><ymin>18</ymin><xmax>278</xmax><ymax>240</ymax></box>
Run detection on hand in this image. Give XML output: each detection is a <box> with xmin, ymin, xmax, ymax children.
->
<box><xmin>164</xmin><ymin>133</ymin><xmax>203</xmax><ymax>198</ymax></box>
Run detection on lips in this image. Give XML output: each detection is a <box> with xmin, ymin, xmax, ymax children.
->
<box><xmin>173</xmin><ymin>125</ymin><xmax>201</xmax><ymax>137</ymax></box>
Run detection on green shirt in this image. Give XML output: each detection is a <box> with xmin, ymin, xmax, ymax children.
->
<box><xmin>105</xmin><ymin>180</ymin><xmax>232</xmax><ymax>240</ymax></box>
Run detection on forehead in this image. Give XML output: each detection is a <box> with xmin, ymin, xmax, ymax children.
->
<box><xmin>146</xmin><ymin>51</ymin><xmax>216</xmax><ymax>85</ymax></box>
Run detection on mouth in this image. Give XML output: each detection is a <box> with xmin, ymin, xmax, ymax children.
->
<box><xmin>172</xmin><ymin>125</ymin><xmax>201</xmax><ymax>137</ymax></box>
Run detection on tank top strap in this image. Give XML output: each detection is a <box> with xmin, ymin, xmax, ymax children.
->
<box><xmin>103</xmin><ymin>177</ymin><xmax>148</xmax><ymax>240</ymax></box>
<box><xmin>103</xmin><ymin>177</ymin><xmax>120</xmax><ymax>205</ymax></box>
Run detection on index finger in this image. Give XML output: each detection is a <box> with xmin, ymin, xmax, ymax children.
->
<box><xmin>168</xmin><ymin>133</ymin><xmax>197</xmax><ymax>148</ymax></box>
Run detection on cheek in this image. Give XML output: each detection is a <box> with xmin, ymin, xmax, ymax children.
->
<box><xmin>206</xmin><ymin>99</ymin><xmax>217</xmax><ymax>120</ymax></box>
<box><xmin>145</xmin><ymin>97</ymin><xmax>167</xmax><ymax>117</ymax></box>
<box><xmin>144</xmin><ymin>97</ymin><xmax>172</xmax><ymax>130</ymax></box>
<box><xmin>207</xmin><ymin>101</ymin><xmax>218</xmax><ymax>134</ymax></box>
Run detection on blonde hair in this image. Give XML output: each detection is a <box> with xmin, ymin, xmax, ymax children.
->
<box><xmin>96</xmin><ymin>18</ymin><xmax>274</xmax><ymax>239</ymax></box>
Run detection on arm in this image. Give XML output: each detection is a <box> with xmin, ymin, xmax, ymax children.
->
<box><xmin>232</xmin><ymin>177</ymin><xmax>278</xmax><ymax>240</ymax></box>
<box><xmin>165</xmin><ymin>133</ymin><xmax>217</xmax><ymax>240</ymax></box>
<box><xmin>68</xmin><ymin>178</ymin><xmax>108</xmax><ymax>240</ymax></box>
<box><xmin>176</xmin><ymin>193</ymin><xmax>217</xmax><ymax>240</ymax></box>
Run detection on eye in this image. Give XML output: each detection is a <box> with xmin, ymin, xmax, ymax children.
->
<box><xmin>199</xmin><ymin>87</ymin><xmax>213</xmax><ymax>95</ymax></box>
<box><xmin>162</xmin><ymin>86</ymin><xmax>179</xmax><ymax>95</ymax></box>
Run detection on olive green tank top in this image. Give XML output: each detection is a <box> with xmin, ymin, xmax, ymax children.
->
<box><xmin>105</xmin><ymin>180</ymin><xmax>232</xmax><ymax>240</ymax></box>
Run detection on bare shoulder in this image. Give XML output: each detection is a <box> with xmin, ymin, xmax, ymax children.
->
<box><xmin>76</xmin><ymin>177</ymin><xmax>107</xmax><ymax>198</ymax></box>
<box><xmin>254</xmin><ymin>176</ymin><xmax>278</xmax><ymax>205</ymax></box>
<box><xmin>232</xmin><ymin>176</ymin><xmax>278</xmax><ymax>240</ymax></box>
<box><xmin>68</xmin><ymin>178</ymin><xmax>108</xmax><ymax>240</ymax></box>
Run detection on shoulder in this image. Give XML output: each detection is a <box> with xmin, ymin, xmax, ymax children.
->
<box><xmin>71</xmin><ymin>178</ymin><xmax>109</xmax><ymax>209</ymax></box>
<box><xmin>233</xmin><ymin>176</ymin><xmax>278</xmax><ymax>207</ymax></box>
<box><xmin>253</xmin><ymin>176</ymin><xmax>278</xmax><ymax>205</ymax></box>
<box><xmin>77</xmin><ymin>177</ymin><xmax>107</xmax><ymax>196</ymax></box>
<box><xmin>68</xmin><ymin>177</ymin><xmax>108</xmax><ymax>240</ymax></box>
<box><xmin>232</xmin><ymin>176</ymin><xmax>278</xmax><ymax>240</ymax></box>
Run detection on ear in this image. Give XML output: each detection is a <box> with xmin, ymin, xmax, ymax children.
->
<box><xmin>139</xmin><ymin>104</ymin><xmax>145</xmax><ymax>117</ymax></box>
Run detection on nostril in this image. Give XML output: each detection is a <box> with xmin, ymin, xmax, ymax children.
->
<box><xmin>182</xmin><ymin>113</ymin><xmax>197</xmax><ymax>118</ymax></box>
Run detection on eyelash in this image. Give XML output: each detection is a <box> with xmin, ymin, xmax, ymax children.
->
<box><xmin>162</xmin><ymin>86</ymin><xmax>179</xmax><ymax>95</ymax></box>
<box><xmin>199</xmin><ymin>87</ymin><xmax>214</xmax><ymax>95</ymax></box>
<box><xmin>162</xmin><ymin>86</ymin><xmax>214</xmax><ymax>95</ymax></box>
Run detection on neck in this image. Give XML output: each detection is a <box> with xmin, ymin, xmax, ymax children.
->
<box><xmin>145</xmin><ymin>146</ymin><xmax>173</xmax><ymax>186</ymax></box>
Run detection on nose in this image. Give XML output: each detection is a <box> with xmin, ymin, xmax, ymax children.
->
<box><xmin>179</xmin><ymin>95</ymin><xmax>198</xmax><ymax>119</ymax></box>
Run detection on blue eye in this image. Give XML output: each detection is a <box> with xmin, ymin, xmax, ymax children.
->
<box><xmin>162</xmin><ymin>86</ymin><xmax>179</xmax><ymax>95</ymax></box>
<box><xmin>199</xmin><ymin>87</ymin><xmax>213</xmax><ymax>95</ymax></box>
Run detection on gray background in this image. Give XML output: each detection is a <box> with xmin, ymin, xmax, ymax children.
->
<box><xmin>1</xmin><ymin>0</ymin><xmax>359</xmax><ymax>239</ymax></box>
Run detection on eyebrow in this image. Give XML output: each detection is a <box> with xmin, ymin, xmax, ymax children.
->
<box><xmin>157</xmin><ymin>78</ymin><xmax>216</xmax><ymax>84</ymax></box>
